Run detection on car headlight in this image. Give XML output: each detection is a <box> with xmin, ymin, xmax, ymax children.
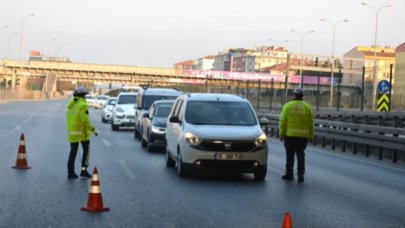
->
<box><xmin>255</xmin><ymin>133</ymin><xmax>267</xmax><ymax>147</ymax></box>
<box><xmin>151</xmin><ymin>126</ymin><xmax>166</xmax><ymax>134</ymax></box>
<box><xmin>184</xmin><ymin>132</ymin><xmax>202</xmax><ymax>145</ymax></box>
<box><xmin>115</xmin><ymin>107</ymin><xmax>124</xmax><ymax>113</ymax></box>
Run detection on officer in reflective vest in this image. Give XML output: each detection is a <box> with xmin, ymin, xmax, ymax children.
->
<box><xmin>279</xmin><ymin>87</ymin><xmax>314</xmax><ymax>183</ymax></box>
<box><xmin>66</xmin><ymin>86</ymin><xmax>98</xmax><ymax>179</ymax></box>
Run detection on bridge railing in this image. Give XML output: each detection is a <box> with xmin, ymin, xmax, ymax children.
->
<box><xmin>259</xmin><ymin>113</ymin><xmax>405</xmax><ymax>163</ymax></box>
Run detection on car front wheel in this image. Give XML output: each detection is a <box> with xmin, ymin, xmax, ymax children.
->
<box><xmin>254</xmin><ymin>166</ymin><xmax>267</xmax><ymax>181</ymax></box>
<box><xmin>165</xmin><ymin>149</ymin><xmax>175</xmax><ymax>167</ymax></box>
<box><xmin>176</xmin><ymin>152</ymin><xmax>187</xmax><ymax>178</ymax></box>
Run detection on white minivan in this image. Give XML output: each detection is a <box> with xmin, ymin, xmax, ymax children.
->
<box><xmin>165</xmin><ymin>93</ymin><xmax>269</xmax><ymax>180</ymax></box>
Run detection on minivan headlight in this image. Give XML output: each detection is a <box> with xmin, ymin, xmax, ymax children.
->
<box><xmin>184</xmin><ymin>132</ymin><xmax>202</xmax><ymax>145</ymax></box>
<box><xmin>115</xmin><ymin>107</ymin><xmax>124</xmax><ymax>113</ymax></box>
<box><xmin>255</xmin><ymin>133</ymin><xmax>267</xmax><ymax>147</ymax></box>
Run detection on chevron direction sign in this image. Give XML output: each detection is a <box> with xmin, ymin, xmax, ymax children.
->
<box><xmin>377</xmin><ymin>80</ymin><xmax>391</xmax><ymax>112</ymax></box>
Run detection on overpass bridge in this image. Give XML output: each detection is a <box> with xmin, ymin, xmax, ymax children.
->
<box><xmin>0</xmin><ymin>54</ymin><xmax>364</xmax><ymax>92</ymax></box>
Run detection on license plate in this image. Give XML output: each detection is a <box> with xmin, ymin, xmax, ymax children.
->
<box><xmin>214</xmin><ymin>153</ymin><xmax>242</xmax><ymax>160</ymax></box>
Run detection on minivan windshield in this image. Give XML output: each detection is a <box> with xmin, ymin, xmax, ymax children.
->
<box><xmin>142</xmin><ymin>95</ymin><xmax>178</xmax><ymax>110</ymax></box>
<box><xmin>185</xmin><ymin>101</ymin><xmax>257</xmax><ymax>126</ymax></box>
<box><xmin>118</xmin><ymin>95</ymin><xmax>137</xmax><ymax>105</ymax></box>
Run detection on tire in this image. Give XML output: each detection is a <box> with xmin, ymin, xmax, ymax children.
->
<box><xmin>165</xmin><ymin>148</ymin><xmax>175</xmax><ymax>167</ymax></box>
<box><xmin>141</xmin><ymin>135</ymin><xmax>147</xmax><ymax>148</ymax></box>
<box><xmin>134</xmin><ymin>127</ymin><xmax>139</xmax><ymax>139</ymax></box>
<box><xmin>147</xmin><ymin>133</ymin><xmax>153</xmax><ymax>152</ymax></box>
<box><xmin>254</xmin><ymin>166</ymin><xmax>267</xmax><ymax>181</ymax></box>
<box><xmin>111</xmin><ymin>122</ymin><xmax>119</xmax><ymax>131</ymax></box>
<box><xmin>176</xmin><ymin>152</ymin><xmax>187</xmax><ymax>178</ymax></box>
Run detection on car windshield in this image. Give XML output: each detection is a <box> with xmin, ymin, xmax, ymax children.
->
<box><xmin>85</xmin><ymin>95</ymin><xmax>94</xmax><ymax>99</ymax></box>
<box><xmin>185</xmin><ymin>101</ymin><xmax>257</xmax><ymax>126</ymax></box>
<box><xmin>154</xmin><ymin>103</ymin><xmax>173</xmax><ymax>118</ymax></box>
<box><xmin>97</xmin><ymin>96</ymin><xmax>109</xmax><ymax>101</ymax></box>
<box><xmin>118</xmin><ymin>95</ymin><xmax>137</xmax><ymax>104</ymax></box>
<box><xmin>107</xmin><ymin>98</ymin><xmax>117</xmax><ymax>105</ymax></box>
<box><xmin>142</xmin><ymin>95</ymin><xmax>178</xmax><ymax>109</ymax></box>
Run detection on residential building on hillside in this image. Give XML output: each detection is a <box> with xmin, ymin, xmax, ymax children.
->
<box><xmin>173</xmin><ymin>60</ymin><xmax>195</xmax><ymax>74</ymax></box>
<box><xmin>214</xmin><ymin>48</ymin><xmax>248</xmax><ymax>71</ymax></box>
<box><xmin>393</xmin><ymin>43</ymin><xmax>405</xmax><ymax>110</ymax></box>
<box><xmin>343</xmin><ymin>46</ymin><xmax>395</xmax><ymax>86</ymax></box>
<box><xmin>195</xmin><ymin>56</ymin><xmax>215</xmax><ymax>70</ymax></box>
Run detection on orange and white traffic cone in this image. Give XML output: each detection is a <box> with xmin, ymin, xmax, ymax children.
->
<box><xmin>282</xmin><ymin>212</ymin><xmax>293</xmax><ymax>228</ymax></box>
<box><xmin>12</xmin><ymin>133</ymin><xmax>31</xmax><ymax>169</ymax></box>
<box><xmin>81</xmin><ymin>167</ymin><xmax>110</xmax><ymax>212</ymax></box>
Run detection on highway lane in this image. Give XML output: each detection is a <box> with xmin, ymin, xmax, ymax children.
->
<box><xmin>0</xmin><ymin>99</ymin><xmax>404</xmax><ymax>228</ymax></box>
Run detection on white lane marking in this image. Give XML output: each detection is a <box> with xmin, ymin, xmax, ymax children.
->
<box><xmin>102</xmin><ymin>139</ymin><xmax>111</xmax><ymax>148</ymax></box>
<box><xmin>1</xmin><ymin>110</ymin><xmax>39</xmax><ymax>139</ymax></box>
<box><xmin>118</xmin><ymin>159</ymin><xmax>137</xmax><ymax>180</ymax></box>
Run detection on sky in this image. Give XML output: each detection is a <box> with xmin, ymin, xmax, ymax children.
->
<box><xmin>1</xmin><ymin>0</ymin><xmax>404</xmax><ymax>68</ymax></box>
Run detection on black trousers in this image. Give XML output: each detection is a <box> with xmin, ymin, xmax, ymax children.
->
<box><xmin>284</xmin><ymin>136</ymin><xmax>308</xmax><ymax>176</ymax></box>
<box><xmin>67</xmin><ymin>140</ymin><xmax>90</xmax><ymax>174</ymax></box>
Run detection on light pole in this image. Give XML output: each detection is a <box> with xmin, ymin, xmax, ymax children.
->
<box><xmin>290</xmin><ymin>29</ymin><xmax>315</xmax><ymax>87</ymax></box>
<box><xmin>18</xmin><ymin>13</ymin><xmax>35</xmax><ymax>73</ymax></box>
<box><xmin>320</xmin><ymin>18</ymin><xmax>349</xmax><ymax>109</ymax></box>
<box><xmin>47</xmin><ymin>38</ymin><xmax>57</xmax><ymax>57</ymax></box>
<box><xmin>7</xmin><ymin>32</ymin><xmax>19</xmax><ymax>59</ymax></box>
<box><xmin>361</xmin><ymin>2</ymin><xmax>392</xmax><ymax>110</ymax></box>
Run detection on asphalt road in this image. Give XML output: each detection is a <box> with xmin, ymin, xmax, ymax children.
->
<box><xmin>0</xmin><ymin>99</ymin><xmax>404</xmax><ymax>228</ymax></box>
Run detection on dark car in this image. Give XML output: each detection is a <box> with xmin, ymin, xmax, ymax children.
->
<box><xmin>140</xmin><ymin>100</ymin><xmax>175</xmax><ymax>152</ymax></box>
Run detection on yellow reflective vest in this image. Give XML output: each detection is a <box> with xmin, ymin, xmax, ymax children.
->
<box><xmin>279</xmin><ymin>99</ymin><xmax>314</xmax><ymax>140</ymax></box>
<box><xmin>66</xmin><ymin>96</ymin><xmax>95</xmax><ymax>143</ymax></box>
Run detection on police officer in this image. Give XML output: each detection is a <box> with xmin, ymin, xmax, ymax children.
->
<box><xmin>66</xmin><ymin>86</ymin><xmax>98</xmax><ymax>179</ymax></box>
<box><xmin>279</xmin><ymin>87</ymin><xmax>314</xmax><ymax>183</ymax></box>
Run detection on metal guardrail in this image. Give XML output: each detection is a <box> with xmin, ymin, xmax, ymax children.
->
<box><xmin>259</xmin><ymin>113</ymin><xmax>405</xmax><ymax>163</ymax></box>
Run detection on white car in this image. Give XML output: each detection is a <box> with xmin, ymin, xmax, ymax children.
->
<box><xmin>111</xmin><ymin>92</ymin><xmax>137</xmax><ymax>131</ymax></box>
<box><xmin>85</xmin><ymin>94</ymin><xmax>96</xmax><ymax>107</ymax></box>
<box><xmin>95</xmin><ymin>95</ymin><xmax>109</xmax><ymax>109</ymax></box>
<box><xmin>165</xmin><ymin>93</ymin><xmax>269</xmax><ymax>180</ymax></box>
<box><xmin>101</xmin><ymin>97</ymin><xmax>117</xmax><ymax>123</ymax></box>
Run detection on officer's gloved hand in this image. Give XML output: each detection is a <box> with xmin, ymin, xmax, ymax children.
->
<box><xmin>92</xmin><ymin>128</ymin><xmax>99</xmax><ymax>136</ymax></box>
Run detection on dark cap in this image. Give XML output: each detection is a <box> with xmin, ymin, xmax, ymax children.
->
<box><xmin>73</xmin><ymin>86</ymin><xmax>88</xmax><ymax>96</ymax></box>
<box><xmin>293</xmin><ymin>87</ymin><xmax>303</xmax><ymax>95</ymax></box>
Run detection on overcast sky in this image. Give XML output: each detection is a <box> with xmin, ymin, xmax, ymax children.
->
<box><xmin>1</xmin><ymin>0</ymin><xmax>404</xmax><ymax>67</ymax></box>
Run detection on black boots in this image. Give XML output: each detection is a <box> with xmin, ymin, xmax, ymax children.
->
<box><xmin>68</xmin><ymin>172</ymin><xmax>78</xmax><ymax>179</ymax></box>
<box><xmin>282</xmin><ymin>174</ymin><xmax>304</xmax><ymax>183</ymax></box>
<box><xmin>282</xmin><ymin>174</ymin><xmax>294</xmax><ymax>181</ymax></box>
<box><xmin>80</xmin><ymin>169</ymin><xmax>92</xmax><ymax>178</ymax></box>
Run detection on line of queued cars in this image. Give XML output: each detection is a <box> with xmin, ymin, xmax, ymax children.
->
<box><xmin>96</xmin><ymin>86</ymin><xmax>270</xmax><ymax>180</ymax></box>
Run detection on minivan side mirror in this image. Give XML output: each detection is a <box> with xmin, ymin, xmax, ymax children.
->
<box><xmin>169</xmin><ymin>116</ymin><xmax>180</xmax><ymax>123</ymax></box>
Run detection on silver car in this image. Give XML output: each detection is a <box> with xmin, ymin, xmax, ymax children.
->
<box><xmin>101</xmin><ymin>97</ymin><xmax>117</xmax><ymax>123</ymax></box>
<box><xmin>165</xmin><ymin>93</ymin><xmax>269</xmax><ymax>180</ymax></box>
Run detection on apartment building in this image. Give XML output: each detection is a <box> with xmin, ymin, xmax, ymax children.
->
<box><xmin>343</xmin><ymin>46</ymin><xmax>395</xmax><ymax>86</ymax></box>
<box><xmin>393</xmin><ymin>42</ymin><xmax>405</xmax><ymax>109</ymax></box>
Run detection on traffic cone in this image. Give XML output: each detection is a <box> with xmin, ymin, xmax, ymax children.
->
<box><xmin>282</xmin><ymin>212</ymin><xmax>293</xmax><ymax>228</ymax></box>
<box><xmin>12</xmin><ymin>133</ymin><xmax>31</xmax><ymax>169</ymax></box>
<box><xmin>81</xmin><ymin>167</ymin><xmax>110</xmax><ymax>212</ymax></box>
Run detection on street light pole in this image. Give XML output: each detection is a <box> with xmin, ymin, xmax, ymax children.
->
<box><xmin>320</xmin><ymin>18</ymin><xmax>349</xmax><ymax>109</ymax></box>
<box><xmin>18</xmin><ymin>14</ymin><xmax>35</xmax><ymax>74</ymax></box>
<box><xmin>361</xmin><ymin>2</ymin><xmax>392</xmax><ymax>110</ymax></box>
<box><xmin>7</xmin><ymin>33</ymin><xmax>19</xmax><ymax>59</ymax></box>
<box><xmin>290</xmin><ymin>29</ymin><xmax>315</xmax><ymax>87</ymax></box>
